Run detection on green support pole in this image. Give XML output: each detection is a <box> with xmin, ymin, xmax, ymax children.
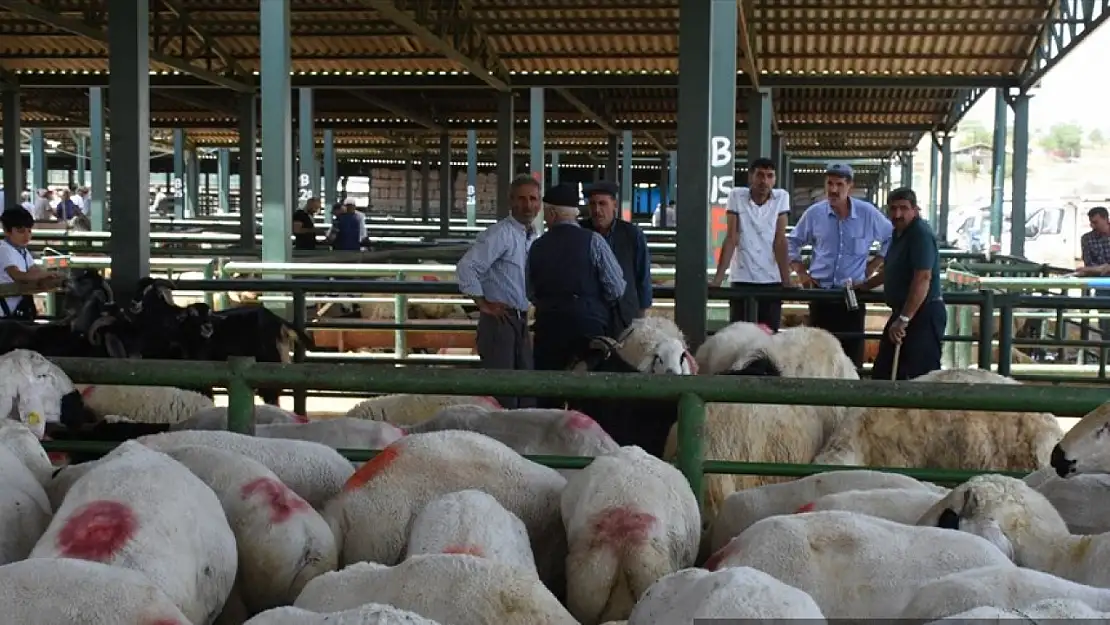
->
<box><xmin>438</xmin><ymin>131</ymin><xmax>451</xmax><ymax>236</ymax></box>
<box><xmin>495</xmin><ymin>92</ymin><xmax>513</xmax><ymax>220</ymax></box>
<box><xmin>216</xmin><ymin>148</ymin><xmax>231</xmax><ymax>214</ymax></box>
<box><xmin>928</xmin><ymin>141</ymin><xmax>939</xmax><ymax>225</ymax></box>
<box><xmin>226</xmin><ymin>356</ymin><xmax>256</xmax><ymax>435</ymax></box>
<box><xmin>938</xmin><ymin>133</ymin><xmax>953</xmax><ymax>242</ymax></box>
<box><xmin>404</xmin><ymin>152</ymin><xmax>414</xmax><ymax>218</ymax></box>
<box><xmin>323</xmin><ymin>129</ymin><xmax>336</xmax><ymax>224</ymax></box>
<box><xmin>529</xmin><ymin>87</ymin><xmax>545</xmax><ymax>234</ymax></box>
<box><xmin>88</xmin><ymin>89</ymin><xmax>107</xmax><ymax>231</ymax></box>
<box><xmin>297</xmin><ymin>88</ymin><xmax>318</xmax><ymax>207</ymax></box>
<box><xmin>420</xmin><ymin>150</ymin><xmax>430</xmax><ymax>223</ymax></box>
<box><xmin>185</xmin><ymin>148</ymin><xmax>199</xmax><ymax>217</ymax></box>
<box><xmin>550</xmin><ymin>150</ymin><xmax>560</xmax><ymax>187</ymax></box>
<box><xmin>29</xmin><ymin>128</ymin><xmax>45</xmax><ymax>192</ymax></box>
<box><xmin>620</xmin><ymin>130</ymin><xmax>633</xmax><ymax>221</ymax></box>
<box><xmin>237</xmin><ymin>94</ymin><xmax>257</xmax><ymax>252</ymax></box>
<box><xmin>676</xmin><ymin>392</ymin><xmax>706</xmax><ymax>506</ymax></box>
<box><xmin>2</xmin><ymin>87</ymin><xmax>22</xmax><ymax>210</ymax></box>
<box><xmin>172</xmin><ymin>128</ymin><xmax>186</xmax><ymax>218</ymax></box>
<box><xmin>990</xmin><ymin>89</ymin><xmax>1009</xmax><ymax>247</ymax></box>
<box><xmin>1010</xmin><ymin>93</ymin><xmax>1032</xmax><ymax>259</ymax></box>
<box><xmin>76</xmin><ymin>135</ymin><xmax>87</xmax><ymax>187</ymax></box>
<box><xmin>260</xmin><ymin>0</ymin><xmax>293</xmax><ymax>271</ymax></box>
<box><xmin>466</xmin><ymin>129</ymin><xmax>478</xmax><ymax>227</ymax></box>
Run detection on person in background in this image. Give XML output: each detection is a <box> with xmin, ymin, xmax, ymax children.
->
<box><xmin>651</xmin><ymin>200</ymin><xmax>677</xmax><ymax>227</ymax></box>
<box><xmin>31</xmin><ymin>189</ymin><xmax>53</xmax><ymax>222</ymax></box>
<box><xmin>0</xmin><ymin>207</ymin><xmax>62</xmax><ymax>320</ymax></box>
<box><xmin>326</xmin><ymin>198</ymin><xmax>366</xmax><ymax>251</ymax></box>
<box><xmin>787</xmin><ymin>162</ymin><xmax>893</xmax><ymax>366</ymax></box>
<box><xmin>292</xmin><ymin>197</ymin><xmax>321</xmax><ymax>251</ymax></box>
<box><xmin>711</xmin><ymin>158</ymin><xmax>793</xmax><ymax>331</ymax></box>
<box><xmin>581</xmin><ymin>180</ymin><xmax>652</xmax><ymax>338</ymax></box>
<box><xmin>1071</xmin><ymin>206</ymin><xmax>1110</xmax><ymax>336</ymax></box>
<box><xmin>855</xmin><ymin>188</ymin><xmax>945</xmax><ymax>380</ymax></box>
<box><xmin>75</xmin><ymin>187</ymin><xmax>90</xmax><ymax>212</ymax></box>
<box><xmin>456</xmin><ymin>174</ymin><xmax>541</xmax><ymax>409</ymax></box>
<box><xmin>56</xmin><ymin>189</ymin><xmax>82</xmax><ymax>223</ymax></box>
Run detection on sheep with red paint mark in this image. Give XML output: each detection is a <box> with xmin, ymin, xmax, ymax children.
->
<box><xmin>797</xmin><ymin>487</ymin><xmax>947</xmax><ymax>525</ymax></box>
<box><xmin>245</xmin><ymin>603</ymin><xmax>444</xmax><ymax>624</ymax></box>
<box><xmin>293</xmin><ymin>555</ymin><xmax>578</xmax><ymax>625</ymax></box>
<box><xmin>0</xmin><ymin>425</ymin><xmax>52</xmax><ymax>564</ymax></box>
<box><xmin>627</xmin><ymin>566</ymin><xmax>826</xmax><ymax>624</ymax></box>
<box><xmin>560</xmin><ymin>446</ymin><xmax>701</xmax><ymax>625</ymax></box>
<box><xmin>0</xmin><ymin>557</ymin><xmax>192</xmax><ymax>624</ymax></box>
<box><xmin>76</xmin><ymin>383</ymin><xmax>215</xmax><ymax>424</ymax></box>
<box><xmin>253</xmin><ymin>417</ymin><xmax>406</xmax><ymax>451</ymax></box>
<box><xmin>136</xmin><ymin>429</ymin><xmax>355</xmax><ymax>509</ymax></box>
<box><xmin>406</xmin><ymin>489</ymin><xmax>538</xmax><ymax>579</ymax></box>
<box><xmin>158</xmin><ymin>445</ymin><xmax>338</xmax><ymax>616</ymax></box>
<box><xmin>30</xmin><ymin>440</ymin><xmax>238</xmax><ymax>624</ymax></box>
<box><xmin>344</xmin><ymin>394</ymin><xmax>502</xmax><ymax>427</ymax></box>
<box><xmin>322</xmin><ymin>430</ymin><xmax>567</xmax><ymax>592</ymax></box>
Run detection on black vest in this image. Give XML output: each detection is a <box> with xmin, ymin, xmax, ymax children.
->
<box><xmin>583</xmin><ymin>218</ymin><xmax>640</xmax><ymax>333</ymax></box>
<box><xmin>528</xmin><ymin>222</ymin><xmax>610</xmax><ymax>335</ymax></box>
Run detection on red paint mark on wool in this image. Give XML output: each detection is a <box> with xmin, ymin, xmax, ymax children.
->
<box><xmin>796</xmin><ymin>502</ymin><xmax>816</xmax><ymax>513</ymax></box>
<box><xmin>56</xmin><ymin>500</ymin><xmax>137</xmax><ymax>562</ymax></box>
<box><xmin>442</xmin><ymin>544</ymin><xmax>485</xmax><ymax>557</ymax></box>
<box><xmin>590</xmin><ymin>506</ymin><xmax>656</xmax><ymax>549</ymax></box>
<box><xmin>420</xmin><ymin>275</ymin><xmax>440</xmax><ymax>282</ymax></box>
<box><xmin>293</xmin><ymin>413</ymin><xmax>310</xmax><ymax>424</ymax></box>
<box><xmin>682</xmin><ymin>350</ymin><xmax>699</xmax><ymax>374</ymax></box>
<box><xmin>80</xmin><ymin>385</ymin><xmax>96</xmax><ymax>399</ymax></box>
<box><xmin>479</xmin><ymin>396</ymin><xmax>502</xmax><ymax>409</ymax></box>
<box><xmin>565</xmin><ymin>411</ymin><xmax>598</xmax><ymax>430</ymax></box>
<box><xmin>756</xmin><ymin>323</ymin><xmax>774</xmax><ymax>336</ymax></box>
<box><xmin>344</xmin><ymin>443</ymin><xmax>402</xmax><ymax>491</ymax></box>
<box><xmin>146</xmin><ymin>619</ymin><xmax>188</xmax><ymax>625</ymax></box>
<box><xmin>240</xmin><ymin>477</ymin><xmax>309</xmax><ymax>524</ymax></box>
<box><xmin>703</xmin><ymin>542</ymin><xmax>738</xmax><ymax>571</ymax></box>
<box><xmin>47</xmin><ymin>452</ymin><xmax>68</xmax><ymax>465</ymax></box>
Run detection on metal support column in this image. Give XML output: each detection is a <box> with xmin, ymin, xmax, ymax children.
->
<box><xmin>938</xmin><ymin>133</ymin><xmax>953</xmax><ymax>242</ymax></box>
<box><xmin>495</xmin><ymin>92</ymin><xmax>514</xmax><ymax>219</ymax></box>
<box><xmin>990</xmin><ymin>89</ymin><xmax>1009</xmax><ymax>247</ymax></box>
<box><xmin>439</xmin><ymin>132</ymin><xmax>451</xmax><ymax>236</ymax></box>
<box><xmin>260</xmin><ymin>0</ymin><xmax>293</xmax><ymax>267</ymax></box>
<box><xmin>465</xmin><ymin>129</ymin><xmax>478</xmax><ymax>227</ymax></box>
<box><xmin>76</xmin><ymin>135</ymin><xmax>87</xmax><ymax>187</ymax></box>
<box><xmin>237</xmin><ymin>93</ymin><xmax>257</xmax><ymax>250</ymax></box>
<box><xmin>707</xmin><ymin>0</ymin><xmax>738</xmax><ymax>269</ymax></box>
<box><xmin>420</xmin><ymin>150</ymin><xmax>430</xmax><ymax>222</ymax></box>
<box><xmin>605</xmin><ymin>135</ymin><xmax>618</xmax><ymax>182</ymax></box>
<box><xmin>216</xmin><ymin>148</ymin><xmax>231</xmax><ymax>214</ymax></box>
<box><xmin>172</xmin><ymin>129</ymin><xmax>186</xmax><ymax>218</ymax></box>
<box><xmin>185</xmin><ymin>149</ymin><xmax>198</xmax><ymax>217</ymax></box>
<box><xmin>675</xmin><ymin>0</ymin><xmax>720</xmax><ymax>350</ymax></box>
<box><xmin>770</xmin><ymin>134</ymin><xmax>784</xmax><ymax>180</ymax></box>
<box><xmin>107</xmin><ymin>0</ymin><xmax>151</xmax><ymax>301</ymax></box>
<box><xmin>620</xmin><ymin>130</ymin><xmax>633</xmax><ymax>221</ymax></box>
<box><xmin>746</xmin><ymin>88</ymin><xmax>772</xmax><ymax>160</ymax></box>
<box><xmin>900</xmin><ymin>153</ymin><xmax>914</xmax><ymax>189</ymax></box>
<box><xmin>783</xmin><ymin>154</ymin><xmax>793</xmax><ymax>207</ymax></box>
<box><xmin>1010</xmin><ymin>92</ymin><xmax>1032</xmax><ymax>259</ymax></box>
<box><xmin>88</xmin><ymin>88</ymin><xmax>107</xmax><ymax>230</ymax></box>
<box><xmin>550</xmin><ymin>150</ymin><xmax>560</xmax><ymax>186</ymax></box>
<box><xmin>322</xmin><ymin>129</ymin><xmax>336</xmax><ymax>223</ymax></box>
<box><xmin>29</xmin><ymin>128</ymin><xmax>45</xmax><ymax>192</ymax></box>
<box><xmin>529</xmin><ymin>87</ymin><xmax>545</xmax><ymax>233</ymax></box>
<box><xmin>668</xmin><ymin>150</ymin><xmax>677</xmax><ymax>205</ymax></box>
<box><xmin>297</xmin><ymin>88</ymin><xmax>318</xmax><ymax>205</ymax></box>
<box><xmin>1</xmin><ymin>88</ymin><xmax>20</xmax><ymax>210</ymax></box>
<box><xmin>928</xmin><ymin>141</ymin><xmax>939</xmax><ymax>225</ymax></box>
<box><xmin>404</xmin><ymin>153</ymin><xmax>414</xmax><ymax>217</ymax></box>
<box><xmin>659</xmin><ymin>152</ymin><xmax>670</xmax><ymax>226</ymax></box>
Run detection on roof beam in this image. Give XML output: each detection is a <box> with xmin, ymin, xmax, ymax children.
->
<box><xmin>1021</xmin><ymin>0</ymin><xmax>1110</xmax><ymax>90</ymax></box>
<box><xmin>367</xmin><ymin>0</ymin><xmax>511</xmax><ymax>91</ymax></box>
<box><xmin>943</xmin><ymin>87</ymin><xmax>990</xmax><ymax>131</ymax></box>
<box><xmin>156</xmin><ymin>0</ymin><xmax>250</xmax><ymax>82</ymax></box>
<box><xmin>346</xmin><ymin>90</ymin><xmax>443</xmax><ymax>132</ymax></box>
<box><xmin>643</xmin><ymin>131</ymin><xmax>667</xmax><ymax>153</ymax></box>
<box><xmin>553</xmin><ymin>88</ymin><xmax>617</xmax><ymax>135</ymax></box>
<box><xmin>0</xmin><ymin>0</ymin><xmax>253</xmax><ymax>92</ymax></box>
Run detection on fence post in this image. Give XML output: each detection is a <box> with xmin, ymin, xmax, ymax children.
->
<box><xmin>292</xmin><ymin>288</ymin><xmax>308</xmax><ymax>415</ymax></box>
<box><xmin>227</xmin><ymin>356</ymin><xmax>256</xmax><ymax>435</ymax></box>
<box><xmin>997</xmin><ymin>297</ymin><xmax>1014</xmax><ymax>377</ymax></box>
<box><xmin>676</xmin><ymin>392</ymin><xmax>706</xmax><ymax>506</ymax></box>
<box><xmin>977</xmin><ymin>289</ymin><xmax>994</xmax><ymax>370</ymax></box>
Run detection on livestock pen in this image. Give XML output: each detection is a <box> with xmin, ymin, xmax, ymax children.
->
<box><xmin>39</xmin><ymin>357</ymin><xmax>1110</xmax><ymax>505</ymax></box>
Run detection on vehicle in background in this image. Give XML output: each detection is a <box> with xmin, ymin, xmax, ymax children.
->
<box><xmin>952</xmin><ymin>199</ymin><xmax>1075</xmax><ymax>269</ymax></box>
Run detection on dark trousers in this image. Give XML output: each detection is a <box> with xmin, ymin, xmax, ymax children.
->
<box><xmin>728</xmin><ymin>281</ymin><xmax>784</xmax><ymax>332</ymax></box>
<box><xmin>808</xmin><ymin>298</ymin><xmax>867</xmax><ymax>367</ymax></box>
<box><xmin>476</xmin><ymin>311</ymin><xmax>535</xmax><ymax>409</ymax></box>
<box><xmin>871</xmin><ymin>300</ymin><xmax>947</xmax><ymax>381</ymax></box>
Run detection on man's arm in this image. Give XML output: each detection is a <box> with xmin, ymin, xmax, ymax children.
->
<box><xmin>456</xmin><ymin>227</ymin><xmax>506</xmax><ymax>307</ymax></box>
<box><xmin>3</xmin><ymin>250</ymin><xmax>45</xmax><ymax>285</ymax></box>
<box><xmin>713</xmin><ymin>213</ymin><xmax>741</xmax><ymax>286</ymax></box>
<box><xmin>900</xmin><ymin>232</ymin><xmax>938</xmax><ymax>321</ymax></box>
<box><xmin>292</xmin><ymin>212</ymin><xmax>312</xmax><ymax>235</ymax></box>
<box><xmin>525</xmin><ymin>249</ymin><xmax>535</xmax><ymax>303</ymax></box>
<box><xmin>591</xmin><ymin>233</ymin><xmax>628</xmax><ymax>302</ymax></box>
<box><xmin>773</xmin><ymin>207</ymin><xmax>791</xmax><ymax>286</ymax></box>
<box><xmin>787</xmin><ymin>209</ymin><xmax>816</xmax><ymax>285</ymax></box>
<box><xmin>865</xmin><ymin>204</ymin><xmax>895</xmax><ymax>279</ymax></box>
<box><xmin>633</xmin><ymin>228</ymin><xmax>653</xmax><ymax>311</ymax></box>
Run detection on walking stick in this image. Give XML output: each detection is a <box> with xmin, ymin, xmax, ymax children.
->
<box><xmin>891</xmin><ymin>342</ymin><xmax>902</xmax><ymax>381</ymax></box>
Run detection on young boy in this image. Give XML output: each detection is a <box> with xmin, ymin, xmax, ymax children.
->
<box><xmin>0</xmin><ymin>207</ymin><xmax>63</xmax><ymax>320</ymax></box>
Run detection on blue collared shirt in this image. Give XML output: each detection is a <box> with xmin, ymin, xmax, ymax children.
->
<box><xmin>526</xmin><ymin>219</ymin><xmax>627</xmax><ymax>303</ymax></box>
<box><xmin>599</xmin><ymin>224</ymin><xmax>654</xmax><ymax>310</ymax></box>
<box><xmin>456</xmin><ymin>216</ymin><xmax>535</xmax><ymax>311</ymax></box>
<box><xmin>787</xmin><ymin>198</ymin><xmax>894</xmax><ymax>289</ymax></box>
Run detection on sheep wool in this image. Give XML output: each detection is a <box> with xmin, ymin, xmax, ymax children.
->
<box><xmin>0</xmin><ymin>348</ymin><xmax>79</xmax><ymax>438</ymax></box>
<box><xmin>613</xmin><ymin>316</ymin><xmax>696</xmax><ymax>374</ymax></box>
<box><xmin>344</xmin><ymin>394</ymin><xmax>501</xmax><ymax>426</ymax></box>
<box><xmin>1051</xmin><ymin>399</ymin><xmax>1110</xmax><ymax>476</ymax></box>
<box><xmin>160</xmin><ymin>444</ymin><xmax>339</xmax><ymax>613</ymax></box>
<box><xmin>707</xmin><ymin>510</ymin><xmax>1014</xmax><ymax>619</ymax></box>
<box><xmin>405</xmin><ymin>407</ymin><xmax>619</xmax><ymax>459</ymax></box>
<box><xmin>1024</xmin><ymin>468</ymin><xmax>1110</xmax><ymax>534</ymax></box>
<box><xmin>628</xmin><ymin>567</ymin><xmax>826</xmax><ymax>624</ymax></box>
<box><xmin>322</xmin><ymin>430</ymin><xmax>567</xmax><ymax>591</ymax></box>
<box><xmin>927</xmin><ymin>598</ymin><xmax>1110</xmax><ymax>622</ymax></box>
<box><xmin>78</xmin><ymin>384</ymin><xmax>215</xmax><ymax>424</ymax></box>
<box><xmin>799</xmin><ymin>487</ymin><xmax>945</xmax><ymax>525</ymax></box>
<box><xmin>254</xmin><ymin>418</ymin><xmax>406</xmax><ymax>450</ymax></box>
<box><xmin>0</xmin><ymin>557</ymin><xmax>191</xmax><ymax>624</ymax></box>
<box><xmin>693</xmin><ymin>320</ymin><xmax>774</xmax><ymax>375</ymax></box>
<box><xmin>0</xmin><ymin>420</ymin><xmax>54</xmax><ymax>485</ymax></box>
<box><xmin>0</xmin><ymin>435</ymin><xmax>51</xmax><ymax>564</ymax></box>
<box><xmin>30</xmin><ymin>440</ymin><xmax>238</xmax><ymax>625</ymax></box>
<box><xmin>245</xmin><ymin>604</ymin><xmax>444</xmax><ymax>624</ymax></box>
<box><xmin>172</xmin><ymin>404</ymin><xmax>307</xmax><ymax>431</ymax></box>
<box><xmin>294</xmin><ymin>556</ymin><xmax>578</xmax><ymax>625</ymax></box>
<box><xmin>137</xmin><ymin>429</ymin><xmax>356</xmax><ymax>508</ymax></box>
<box><xmin>560</xmin><ymin>446</ymin><xmax>700</xmax><ymax>625</ymax></box>
<box><xmin>406</xmin><ymin>489</ymin><xmax>538</xmax><ymax>579</ymax></box>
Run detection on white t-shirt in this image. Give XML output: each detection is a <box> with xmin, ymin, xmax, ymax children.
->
<box><xmin>726</xmin><ymin>187</ymin><xmax>790</xmax><ymax>284</ymax></box>
<box><xmin>0</xmin><ymin>241</ymin><xmax>33</xmax><ymax>316</ymax></box>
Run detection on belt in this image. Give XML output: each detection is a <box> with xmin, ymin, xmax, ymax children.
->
<box><xmin>485</xmin><ymin>308</ymin><xmax>527</xmax><ymax>319</ymax></box>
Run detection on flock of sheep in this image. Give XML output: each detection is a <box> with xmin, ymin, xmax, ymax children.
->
<box><xmin>0</xmin><ymin>311</ymin><xmax>1108</xmax><ymax>623</ymax></box>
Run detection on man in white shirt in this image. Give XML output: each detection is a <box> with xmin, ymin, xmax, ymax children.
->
<box><xmin>710</xmin><ymin>158</ymin><xmax>793</xmax><ymax>331</ymax></box>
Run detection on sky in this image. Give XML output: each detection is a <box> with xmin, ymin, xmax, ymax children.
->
<box><xmin>962</xmin><ymin>24</ymin><xmax>1109</xmax><ymax>132</ymax></box>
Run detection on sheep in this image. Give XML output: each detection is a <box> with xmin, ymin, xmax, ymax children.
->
<box><xmin>405</xmin><ymin>489</ymin><xmax>538</xmax><ymax>579</ymax></box>
<box><xmin>627</xmin><ymin>567</ymin><xmax>827</xmax><ymax>624</ymax></box>
<box><xmin>709</xmin><ymin>470</ymin><xmax>948</xmax><ymax>552</ymax></box>
<box><xmin>730</xmin><ymin>325</ymin><xmax>861</xmax><ymax>380</ymax></box>
<box><xmin>136</xmin><ymin>429</ymin><xmax>355</xmax><ymax>508</ymax></box>
<box><xmin>900</xmin><ymin>564</ymin><xmax>1110</xmax><ymax>622</ymax></box>
<box><xmin>345</xmin><ymin>394</ymin><xmax>501</xmax><ymax>426</ymax></box>
<box><xmin>0</xmin><ymin>557</ymin><xmax>192</xmax><ymax>624</ymax></box>
<box><xmin>159</xmin><ymin>444</ymin><xmax>338</xmax><ymax>614</ymax></box>
<box><xmin>172</xmin><ymin>404</ymin><xmax>308</xmax><ymax>430</ymax></box>
<box><xmin>293</xmin><ymin>556</ymin><xmax>579</xmax><ymax>625</ymax></box>
<box><xmin>694</xmin><ymin>320</ymin><xmax>775</xmax><ymax>375</ymax></box>
<box><xmin>927</xmin><ymin>598</ymin><xmax>1110</xmax><ymax>622</ymax></box>
<box><xmin>560</xmin><ymin>446</ymin><xmax>701</xmax><ymax>625</ymax></box>
<box><xmin>798</xmin><ymin>487</ymin><xmax>946</xmax><ymax>525</ymax></box>
<box><xmin>917</xmin><ymin>473</ymin><xmax>1110</xmax><ymax>589</ymax></box>
<box><xmin>246</xmin><ymin>604</ymin><xmax>443</xmax><ymax>624</ymax></box>
<box><xmin>30</xmin><ymin>440</ymin><xmax>238</xmax><ymax>625</ymax></box>
<box><xmin>322</xmin><ymin>430</ymin><xmax>567</xmax><ymax>592</ymax></box>
<box><xmin>253</xmin><ymin>418</ymin><xmax>406</xmax><ymax>450</ymax></box>
<box><xmin>0</xmin><ymin>348</ymin><xmax>88</xmax><ymax>439</ymax></box>
<box><xmin>611</xmin><ymin>316</ymin><xmax>697</xmax><ymax>375</ymax></box>
<box><xmin>706</xmin><ymin>510</ymin><xmax>1015</xmax><ymax>619</ymax></box>
<box><xmin>1049</xmin><ymin>399</ymin><xmax>1110</xmax><ymax>478</ymax></box>
<box><xmin>1023</xmin><ymin>468</ymin><xmax>1110</xmax><ymax>534</ymax></box>
<box><xmin>0</xmin><ymin>428</ymin><xmax>52</xmax><ymax>564</ymax></box>
<box><xmin>0</xmin><ymin>419</ymin><xmax>54</xmax><ymax>485</ymax></box>
<box><xmin>77</xmin><ymin>383</ymin><xmax>215</xmax><ymax>424</ymax></box>
<box><xmin>814</xmin><ymin>368</ymin><xmax>1064</xmax><ymax>472</ymax></box>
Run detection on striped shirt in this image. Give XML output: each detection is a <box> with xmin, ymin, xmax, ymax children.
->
<box><xmin>525</xmin><ymin>219</ymin><xmax>627</xmax><ymax>303</ymax></box>
<box><xmin>1081</xmin><ymin>230</ymin><xmax>1110</xmax><ymax>267</ymax></box>
<box><xmin>787</xmin><ymin>197</ymin><xmax>893</xmax><ymax>289</ymax></box>
<box><xmin>457</xmin><ymin>216</ymin><xmax>535</xmax><ymax>312</ymax></box>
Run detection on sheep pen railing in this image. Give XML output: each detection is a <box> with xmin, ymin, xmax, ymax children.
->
<box><xmin>40</xmin><ymin>357</ymin><xmax>1110</xmax><ymax>504</ymax></box>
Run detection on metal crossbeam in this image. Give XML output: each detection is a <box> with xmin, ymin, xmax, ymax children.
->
<box><xmin>642</xmin><ymin>131</ymin><xmax>667</xmax><ymax>153</ymax></box>
<box><xmin>943</xmin><ymin>87</ymin><xmax>990</xmax><ymax>131</ymax></box>
<box><xmin>553</xmin><ymin>88</ymin><xmax>617</xmax><ymax>135</ymax></box>
<box><xmin>156</xmin><ymin>0</ymin><xmax>249</xmax><ymax>81</ymax></box>
<box><xmin>1022</xmin><ymin>0</ymin><xmax>1110</xmax><ymax>90</ymax></box>
<box><xmin>346</xmin><ymin>90</ymin><xmax>442</xmax><ymax>132</ymax></box>
<box><xmin>368</xmin><ymin>0</ymin><xmax>511</xmax><ymax>91</ymax></box>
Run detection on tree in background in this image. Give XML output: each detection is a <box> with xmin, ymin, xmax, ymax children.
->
<box><xmin>1039</xmin><ymin>122</ymin><xmax>1084</xmax><ymax>159</ymax></box>
<box><xmin>955</xmin><ymin>119</ymin><xmax>993</xmax><ymax>147</ymax></box>
<box><xmin>1090</xmin><ymin>128</ymin><xmax>1106</xmax><ymax>148</ymax></box>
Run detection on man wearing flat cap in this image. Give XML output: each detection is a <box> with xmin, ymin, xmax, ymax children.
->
<box><xmin>581</xmin><ymin>180</ymin><xmax>653</xmax><ymax>338</ymax></box>
<box><xmin>527</xmin><ymin>182</ymin><xmax>627</xmax><ymax>388</ymax></box>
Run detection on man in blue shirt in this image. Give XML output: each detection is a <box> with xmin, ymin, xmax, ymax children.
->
<box><xmin>855</xmin><ymin>188</ymin><xmax>945</xmax><ymax>380</ymax></box>
<box><xmin>787</xmin><ymin>163</ymin><xmax>894</xmax><ymax>366</ymax></box>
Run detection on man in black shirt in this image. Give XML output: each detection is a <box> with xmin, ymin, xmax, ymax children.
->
<box><xmin>292</xmin><ymin>197</ymin><xmax>320</xmax><ymax>250</ymax></box>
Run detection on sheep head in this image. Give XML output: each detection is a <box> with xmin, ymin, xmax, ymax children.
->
<box><xmin>1052</xmin><ymin>400</ymin><xmax>1110</xmax><ymax>479</ymax></box>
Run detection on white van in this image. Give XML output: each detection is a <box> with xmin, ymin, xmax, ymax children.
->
<box><xmin>952</xmin><ymin>200</ymin><xmax>1076</xmax><ymax>269</ymax></box>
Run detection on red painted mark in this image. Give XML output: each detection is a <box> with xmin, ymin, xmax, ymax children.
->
<box><xmin>420</xmin><ymin>275</ymin><xmax>440</xmax><ymax>282</ymax></box>
<box><xmin>479</xmin><ymin>396</ymin><xmax>502</xmax><ymax>409</ymax></box>
<box><xmin>397</xmin><ymin>427</ymin><xmax>409</xmax><ymax>436</ymax></box>
<box><xmin>795</xmin><ymin>502</ymin><xmax>817</xmax><ymax>513</ymax></box>
<box><xmin>589</xmin><ymin>506</ymin><xmax>656</xmax><ymax>549</ymax></box>
<box><xmin>146</xmin><ymin>619</ymin><xmax>187</xmax><ymax>625</ymax></box>
<box><xmin>682</xmin><ymin>350</ymin><xmax>699</xmax><ymax>374</ymax></box>
<box><xmin>80</xmin><ymin>385</ymin><xmax>96</xmax><ymax>399</ymax></box>
<box><xmin>566</xmin><ymin>411</ymin><xmax>598</xmax><ymax>430</ymax></box>
<box><xmin>240</xmin><ymin>477</ymin><xmax>310</xmax><ymax>524</ymax></box>
<box><xmin>703</xmin><ymin>541</ymin><xmax>738</xmax><ymax>571</ymax></box>
<box><xmin>756</xmin><ymin>323</ymin><xmax>774</xmax><ymax>336</ymax></box>
<box><xmin>343</xmin><ymin>443</ymin><xmax>402</xmax><ymax>492</ymax></box>
<box><xmin>56</xmin><ymin>500</ymin><xmax>138</xmax><ymax>562</ymax></box>
<box><xmin>48</xmin><ymin>452</ymin><xmax>69</xmax><ymax>465</ymax></box>
<box><xmin>442</xmin><ymin>544</ymin><xmax>485</xmax><ymax>557</ymax></box>
<box><xmin>293</xmin><ymin>413</ymin><xmax>310</xmax><ymax>424</ymax></box>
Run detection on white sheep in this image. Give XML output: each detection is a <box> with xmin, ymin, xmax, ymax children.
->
<box><xmin>916</xmin><ymin>473</ymin><xmax>1110</xmax><ymax>589</ymax></box>
<box><xmin>926</xmin><ymin>598</ymin><xmax>1110</xmax><ymax>622</ymax></box>
<box><xmin>707</xmin><ymin>510</ymin><xmax>1015</xmax><ymax>618</ymax></box>
<box><xmin>293</xmin><ymin>556</ymin><xmax>578</xmax><ymax>625</ymax></box>
<box><xmin>900</xmin><ymin>564</ymin><xmax>1110</xmax><ymax>622</ymax></box>
<box><xmin>323</xmin><ymin>431</ymin><xmax>567</xmax><ymax>591</ymax></box>
<box><xmin>694</xmin><ymin>320</ymin><xmax>775</xmax><ymax>375</ymax></box>
<box><xmin>798</xmin><ymin>487</ymin><xmax>946</xmax><ymax>525</ymax></box>
<box><xmin>253</xmin><ymin>418</ymin><xmax>406</xmax><ymax>450</ymax></box>
<box><xmin>710</xmin><ymin>469</ymin><xmax>948</xmax><ymax>552</ymax></box>
<box><xmin>1024</xmin><ymin>467</ymin><xmax>1110</xmax><ymax>534</ymax></box>
<box><xmin>136</xmin><ymin>429</ymin><xmax>356</xmax><ymax>509</ymax></box>
<box><xmin>246</xmin><ymin>603</ymin><xmax>443</xmax><ymax>624</ymax></box>
<box><xmin>0</xmin><ymin>420</ymin><xmax>54</xmax><ymax>485</ymax></box>
<box><xmin>30</xmin><ymin>440</ymin><xmax>238</xmax><ymax>624</ymax></box>
<box><xmin>0</xmin><ymin>348</ymin><xmax>79</xmax><ymax>439</ymax></box>
<box><xmin>159</xmin><ymin>444</ymin><xmax>338</xmax><ymax>613</ymax></box>
<box><xmin>77</xmin><ymin>383</ymin><xmax>215</xmax><ymax>424</ymax></box>
<box><xmin>0</xmin><ymin>428</ymin><xmax>51</xmax><ymax>564</ymax></box>
<box><xmin>561</xmin><ymin>446</ymin><xmax>700</xmax><ymax>625</ymax></box>
<box><xmin>628</xmin><ymin>567</ymin><xmax>827</xmax><ymax>624</ymax></box>
<box><xmin>405</xmin><ymin>407</ymin><xmax>619</xmax><ymax>459</ymax></box>
<box><xmin>405</xmin><ymin>489</ymin><xmax>538</xmax><ymax>579</ymax></box>
<box><xmin>0</xmin><ymin>557</ymin><xmax>191</xmax><ymax>624</ymax></box>
<box><xmin>172</xmin><ymin>404</ymin><xmax>307</xmax><ymax>430</ymax></box>
<box><xmin>814</xmin><ymin>368</ymin><xmax>1063</xmax><ymax>472</ymax></box>
<box><xmin>612</xmin><ymin>316</ymin><xmax>697</xmax><ymax>374</ymax></box>
<box><xmin>732</xmin><ymin>325</ymin><xmax>860</xmax><ymax>380</ymax></box>
<box><xmin>1049</xmin><ymin>399</ymin><xmax>1110</xmax><ymax>477</ymax></box>
<box><xmin>345</xmin><ymin>394</ymin><xmax>501</xmax><ymax>426</ymax></box>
